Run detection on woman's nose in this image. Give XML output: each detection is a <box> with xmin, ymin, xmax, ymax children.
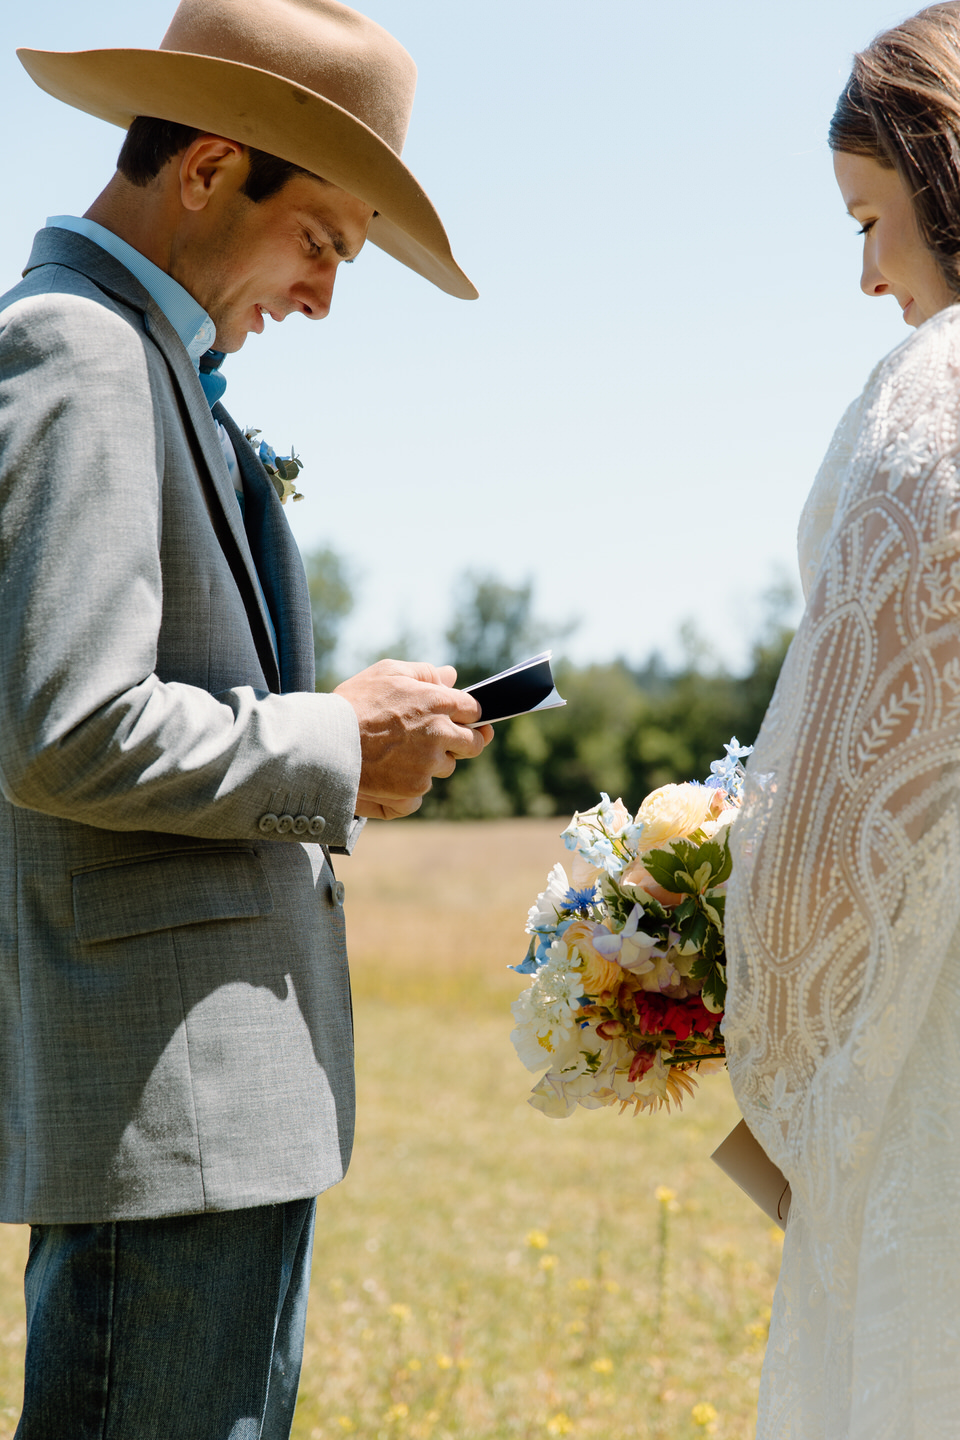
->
<box><xmin>861</xmin><ymin>249</ymin><xmax>889</xmax><ymax>298</ymax></box>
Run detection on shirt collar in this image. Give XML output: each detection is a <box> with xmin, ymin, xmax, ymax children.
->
<box><xmin>46</xmin><ymin>215</ymin><xmax>217</xmax><ymax>368</ymax></box>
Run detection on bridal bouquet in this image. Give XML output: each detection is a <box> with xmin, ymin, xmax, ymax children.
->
<box><xmin>511</xmin><ymin>740</ymin><xmax>752</xmax><ymax>1118</ymax></box>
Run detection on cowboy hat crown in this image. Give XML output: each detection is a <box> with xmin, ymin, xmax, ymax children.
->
<box><xmin>18</xmin><ymin>0</ymin><xmax>476</xmax><ymax>299</ymax></box>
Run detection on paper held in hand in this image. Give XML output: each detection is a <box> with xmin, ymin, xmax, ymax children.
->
<box><xmin>711</xmin><ymin>1119</ymin><xmax>792</xmax><ymax>1230</ymax></box>
<box><xmin>465</xmin><ymin>651</ymin><xmax>566</xmax><ymax>727</ymax></box>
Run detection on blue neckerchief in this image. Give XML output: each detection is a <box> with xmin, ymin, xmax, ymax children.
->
<box><xmin>198</xmin><ymin>349</ymin><xmax>228</xmax><ymax>408</ymax></box>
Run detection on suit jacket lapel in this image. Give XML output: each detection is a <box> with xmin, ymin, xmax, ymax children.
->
<box><xmin>23</xmin><ymin>229</ymin><xmax>283</xmax><ymax>693</ymax></box>
<box><xmin>219</xmin><ymin>411</ymin><xmax>317</xmax><ymax>695</ymax></box>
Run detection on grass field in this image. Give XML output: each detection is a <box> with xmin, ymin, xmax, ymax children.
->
<box><xmin>0</xmin><ymin>819</ymin><xmax>780</xmax><ymax>1438</ymax></box>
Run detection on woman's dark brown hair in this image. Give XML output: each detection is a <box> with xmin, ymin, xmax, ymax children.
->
<box><xmin>830</xmin><ymin>2</ymin><xmax>960</xmax><ymax>295</ymax></box>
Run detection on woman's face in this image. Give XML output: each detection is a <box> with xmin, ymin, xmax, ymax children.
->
<box><xmin>833</xmin><ymin>150</ymin><xmax>955</xmax><ymax>327</ymax></box>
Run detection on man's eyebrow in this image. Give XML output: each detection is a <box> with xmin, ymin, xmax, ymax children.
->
<box><xmin>307</xmin><ymin>215</ymin><xmax>358</xmax><ymax>260</ymax></box>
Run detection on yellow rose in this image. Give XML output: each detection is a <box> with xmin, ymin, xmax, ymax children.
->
<box><xmin>635</xmin><ymin>783</ymin><xmax>723</xmax><ymax>852</ymax></box>
<box><xmin>563</xmin><ymin>920</ymin><xmax>624</xmax><ymax>998</ymax></box>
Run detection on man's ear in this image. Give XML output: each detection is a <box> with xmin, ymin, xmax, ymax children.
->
<box><xmin>178</xmin><ymin>135</ymin><xmax>246</xmax><ymax>212</ymax></box>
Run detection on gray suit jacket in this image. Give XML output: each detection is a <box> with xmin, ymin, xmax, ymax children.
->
<box><xmin>0</xmin><ymin>229</ymin><xmax>364</xmax><ymax>1223</ymax></box>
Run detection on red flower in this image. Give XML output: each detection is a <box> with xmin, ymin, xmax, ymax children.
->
<box><xmin>633</xmin><ymin>990</ymin><xmax>719</xmax><ymax>1042</ymax></box>
<box><xmin>628</xmin><ymin>1050</ymin><xmax>656</xmax><ymax>1083</ymax></box>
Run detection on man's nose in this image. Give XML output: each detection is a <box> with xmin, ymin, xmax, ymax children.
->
<box><xmin>294</xmin><ymin>265</ymin><xmax>338</xmax><ymax>320</ymax></box>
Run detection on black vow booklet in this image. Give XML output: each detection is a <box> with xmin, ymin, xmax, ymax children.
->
<box><xmin>464</xmin><ymin>651</ymin><xmax>566</xmax><ymax>727</ymax></box>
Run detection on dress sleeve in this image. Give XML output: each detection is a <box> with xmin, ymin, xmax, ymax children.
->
<box><xmin>725</xmin><ymin>306</ymin><xmax>960</xmax><ymax>1276</ymax></box>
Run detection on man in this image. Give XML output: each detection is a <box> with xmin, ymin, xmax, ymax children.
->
<box><xmin>0</xmin><ymin>1</ymin><xmax>491</xmax><ymax>1434</ymax></box>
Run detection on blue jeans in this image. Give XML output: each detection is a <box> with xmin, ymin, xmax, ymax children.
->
<box><xmin>15</xmin><ymin>1197</ymin><xmax>317</xmax><ymax>1440</ymax></box>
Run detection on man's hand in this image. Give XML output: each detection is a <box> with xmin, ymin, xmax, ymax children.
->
<box><xmin>334</xmin><ymin>660</ymin><xmax>494</xmax><ymax>819</ymax></box>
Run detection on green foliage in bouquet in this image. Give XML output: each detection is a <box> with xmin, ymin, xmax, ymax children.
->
<box><xmin>511</xmin><ymin>741</ymin><xmax>752</xmax><ymax>1117</ymax></box>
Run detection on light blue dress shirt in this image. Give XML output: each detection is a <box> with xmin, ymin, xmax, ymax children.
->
<box><xmin>46</xmin><ymin>215</ymin><xmax>217</xmax><ymax>363</ymax></box>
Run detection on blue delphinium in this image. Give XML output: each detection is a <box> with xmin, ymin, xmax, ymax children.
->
<box><xmin>705</xmin><ymin>736</ymin><xmax>753</xmax><ymax>803</ymax></box>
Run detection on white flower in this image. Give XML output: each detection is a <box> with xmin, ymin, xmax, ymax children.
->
<box><xmin>511</xmin><ymin>1012</ymin><xmax>582</xmax><ymax>1072</ymax></box>
<box><xmin>700</xmin><ymin>808</ymin><xmax>736</xmax><ymax>841</ymax></box>
<box><xmin>527</xmin><ymin>1071</ymin><xmax>588</xmax><ymax>1118</ymax></box>
<box><xmin>529</xmin><ymin>942</ymin><xmax>584</xmax><ymax>1020</ymax></box>
<box><xmin>526</xmin><ymin>862</ymin><xmax>571</xmax><ymax>932</ymax></box>
<box><xmin>615</xmin><ymin>905</ymin><xmax>659</xmax><ymax>974</ymax></box>
<box><xmin>510</xmin><ymin>944</ymin><xmax>586</xmax><ymax>1073</ymax></box>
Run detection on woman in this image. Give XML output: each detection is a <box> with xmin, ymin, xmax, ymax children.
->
<box><xmin>724</xmin><ymin>6</ymin><xmax>960</xmax><ymax>1436</ymax></box>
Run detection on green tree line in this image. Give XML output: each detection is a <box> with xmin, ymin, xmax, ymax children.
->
<box><xmin>302</xmin><ymin>552</ymin><xmax>795</xmax><ymax>821</ymax></box>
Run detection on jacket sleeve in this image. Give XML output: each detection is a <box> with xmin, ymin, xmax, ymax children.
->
<box><xmin>0</xmin><ymin>288</ymin><xmax>362</xmax><ymax>849</ymax></box>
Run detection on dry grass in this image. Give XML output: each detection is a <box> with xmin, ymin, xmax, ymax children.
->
<box><xmin>294</xmin><ymin>820</ymin><xmax>778</xmax><ymax>1440</ymax></box>
<box><xmin>0</xmin><ymin>820</ymin><xmax>779</xmax><ymax>1439</ymax></box>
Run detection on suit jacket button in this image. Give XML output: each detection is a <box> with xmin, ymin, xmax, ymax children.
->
<box><xmin>308</xmin><ymin>815</ymin><xmax>326</xmax><ymax>837</ymax></box>
<box><xmin>258</xmin><ymin>812</ymin><xmax>279</xmax><ymax>833</ymax></box>
<box><xmin>333</xmin><ymin>880</ymin><xmax>346</xmax><ymax>906</ymax></box>
<box><xmin>276</xmin><ymin>814</ymin><xmax>294</xmax><ymax>834</ymax></box>
<box><xmin>293</xmin><ymin>815</ymin><xmax>309</xmax><ymax>835</ymax></box>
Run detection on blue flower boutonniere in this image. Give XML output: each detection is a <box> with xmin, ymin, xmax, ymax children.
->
<box><xmin>243</xmin><ymin>427</ymin><xmax>305</xmax><ymax>504</ymax></box>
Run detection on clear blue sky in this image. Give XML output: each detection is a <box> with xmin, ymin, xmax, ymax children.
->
<box><xmin>0</xmin><ymin>0</ymin><xmax>920</xmax><ymax>675</ymax></box>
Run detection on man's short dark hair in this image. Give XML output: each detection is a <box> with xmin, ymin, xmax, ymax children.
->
<box><xmin>117</xmin><ymin>116</ymin><xmax>317</xmax><ymax>202</ymax></box>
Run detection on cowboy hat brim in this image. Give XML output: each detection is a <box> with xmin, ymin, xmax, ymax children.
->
<box><xmin>17</xmin><ymin>46</ymin><xmax>478</xmax><ymax>300</ymax></box>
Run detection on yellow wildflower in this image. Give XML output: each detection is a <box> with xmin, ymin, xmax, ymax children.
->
<box><xmin>547</xmin><ymin>1414</ymin><xmax>574</xmax><ymax>1436</ymax></box>
<box><xmin>435</xmin><ymin>1353</ymin><xmax>453</xmax><ymax>1370</ymax></box>
<box><xmin>526</xmin><ymin>1229</ymin><xmax>549</xmax><ymax>1249</ymax></box>
<box><xmin>692</xmin><ymin>1401</ymin><xmax>718</xmax><ymax>1426</ymax></box>
<box><xmin>539</xmin><ymin>1254</ymin><xmax>558</xmax><ymax>1271</ymax></box>
<box><xmin>590</xmin><ymin>1356</ymin><xmax>614</xmax><ymax>1375</ymax></box>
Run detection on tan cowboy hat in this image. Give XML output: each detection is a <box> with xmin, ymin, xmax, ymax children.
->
<box><xmin>17</xmin><ymin>0</ymin><xmax>477</xmax><ymax>300</ymax></box>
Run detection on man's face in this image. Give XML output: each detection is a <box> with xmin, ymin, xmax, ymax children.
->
<box><xmin>174</xmin><ymin>164</ymin><xmax>375</xmax><ymax>352</ymax></box>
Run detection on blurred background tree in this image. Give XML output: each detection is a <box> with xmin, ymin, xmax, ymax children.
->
<box><xmin>421</xmin><ymin>575</ymin><xmax>796</xmax><ymax>819</ymax></box>
<box><xmin>445</xmin><ymin>573</ymin><xmax>547</xmax><ymax>688</ymax></box>
<box><xmin>302</xmin><ymin>544</ymin><xmax>354</xmax><ymax>692</ymax></box>
<box><xmin>298</xmin><ymin>553</ymin><xmax>796</xmax><ymax>820</ymax></box>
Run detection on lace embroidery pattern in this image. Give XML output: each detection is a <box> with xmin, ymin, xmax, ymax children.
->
<box><xmin>725</xmin><ymin>305</ymin><xmax>960</xmax><ymax>1438</ymax></box>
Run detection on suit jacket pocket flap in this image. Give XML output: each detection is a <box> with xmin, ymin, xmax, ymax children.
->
<box><xmin>73</xmin><ymin>847</ymin><xmax>274</xmax><ymax>945</ymax></box>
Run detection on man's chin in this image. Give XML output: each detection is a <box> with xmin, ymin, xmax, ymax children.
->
<box><xmin>214</xmin><ymin>331</ymin><xmax>249</xmax><ymax>354</ymax></box>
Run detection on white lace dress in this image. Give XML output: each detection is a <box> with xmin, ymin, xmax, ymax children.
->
<box><xmin>724</xmin><ymin>303</ymin><xmax>960</xmax><ymax>1440</ymax></box>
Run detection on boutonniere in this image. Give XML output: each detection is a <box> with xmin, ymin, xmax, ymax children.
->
<box><xmin>243</xmin><ymin>427</ymin><xmax>305</xmax><ymax>504</ymax></box>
